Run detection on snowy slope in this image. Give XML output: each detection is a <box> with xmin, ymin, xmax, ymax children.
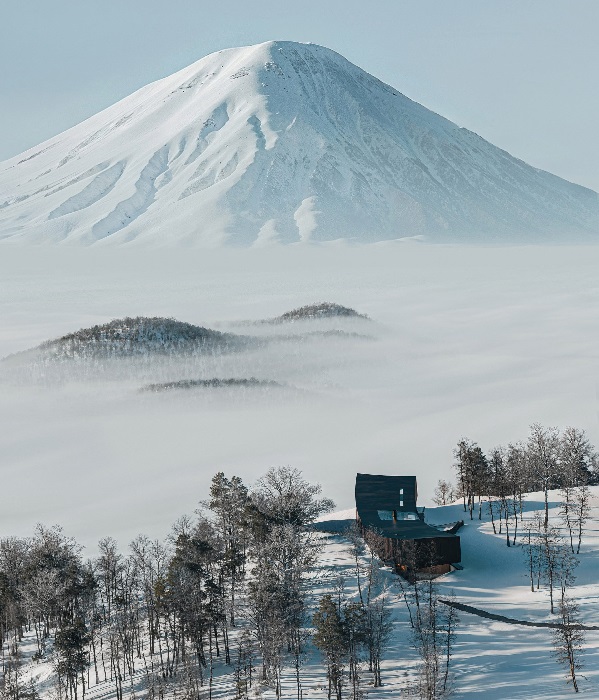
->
<box><xmin>10</xmin><ymin>491</ymin><xmax>599</xmax><ymax>699</ymax></box>
<box><xmin>314</xmin><ymin>492</ymin><xmax>599</xmax><ymax>699</ymax></box>
<box><xmin>1</xmin><ymin>40</ymin><xmax>598</xmax><ymax>246</ymax></box>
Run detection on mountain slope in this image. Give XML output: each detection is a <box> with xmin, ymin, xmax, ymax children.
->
<box><xmin>1</xmin><ymin>40</ymin><xmax>598</xmax><ymax>245</ymax></box>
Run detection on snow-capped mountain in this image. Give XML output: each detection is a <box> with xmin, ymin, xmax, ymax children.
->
<box><xmin>1</xmin><ymin>40</ymin><xmax>598</xmax><ymax>245</ymax></box>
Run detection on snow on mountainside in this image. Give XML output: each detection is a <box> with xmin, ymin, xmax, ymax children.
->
<box><xmin>1</xmin><ymin>40</ymin><xmax>598</xmax><ymax>246</ymax></box>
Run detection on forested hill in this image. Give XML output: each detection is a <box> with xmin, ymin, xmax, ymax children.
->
<box><xmin>265</xmin><ymin>302</ymin><xmax>370</xmax><ymax>323</ymax></box>
<box><xmin>32</xmin><ymin>316</ymin><xmax>247</xmax><ymax>360</ymax></box>
<box><xmin>0</xmin><ymin>317</ymin><xmax>252</xmax><ymax>382</ymax></box>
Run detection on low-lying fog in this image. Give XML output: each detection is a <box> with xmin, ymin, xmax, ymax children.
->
<box><xmin>1</xmin><ymin>244</ymin><xmax>598</xmax><ymax>552</ymax></box>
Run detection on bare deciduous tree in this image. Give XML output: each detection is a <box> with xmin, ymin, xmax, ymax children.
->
<box><xmin>552</xmin><ymin>594</ymin><xmax>584</xmax><ymax>693</ymax></box>
<box><xmin>432</xmin><ymin>481</ymin><xmax>455</xmax><ymax>507</ymax></box>
<box><xmin>527</xmin><ymin>424</ymin><xmax>560</xmax><ymax>529</ymax></box>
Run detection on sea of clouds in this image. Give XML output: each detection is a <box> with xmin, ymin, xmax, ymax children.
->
<box><xmin>1</xmin><ymin>243</ymin><xmax>598</xmax><ymax>553</ymax></box>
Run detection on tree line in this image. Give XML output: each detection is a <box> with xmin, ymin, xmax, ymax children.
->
<box><xmin>3</xmin><ymin>466</ymin><xmax>435</xmax><ymax>700</ymax></box>
<box><xmin>1</xmin><ymin>462</ymin><xmax>465</xmax><ymax>700</ymax></box>
<box><xmin>0</xmin><ymin>467</ymin><xmax>339</xmax><ymax>700</ymax></box>
<box><xmin>434</xmin><ymin>424</ymin><xmax>596</xmax><ymax>541</ymax></box>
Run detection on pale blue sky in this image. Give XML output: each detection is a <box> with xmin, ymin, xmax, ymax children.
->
<box><xmin>2</xmin><ymin>0</ymin><xmax>598</xmax><ymax>190</ymax></box>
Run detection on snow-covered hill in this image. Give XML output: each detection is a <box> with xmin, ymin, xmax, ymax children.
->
<box><xmin>0</xmin><ymin>316</ymin><xmax>251</xmax><ymax>381</ymax></box>
<box><xmin>9</xmin><ymin>491</ymin><xmax>599</xmax><ymax>699</ymax></box>
<box><xmin>1</xmin><ymin>40</ymin><xmax>598</xmax><ymax>246</ymax></box>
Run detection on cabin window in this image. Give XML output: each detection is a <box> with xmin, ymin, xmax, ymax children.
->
<box><xmin>399</xmin><ymin>488</ymin><xmax>404</xmax><ymax>507</ymax></box>
<box><xmin>377</xmin><ymin>509</ymin><xmax>418</xmax><ymax>521</ymax></box>
<box><xmin>377</xmin><ymin>510</ymin><xmax>394</xmax><ymax>521</ymax></box>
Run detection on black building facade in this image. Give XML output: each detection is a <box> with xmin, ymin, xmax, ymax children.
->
<box><xmin>355</xmin><ymin>473</ymin><xmax>461</xmax><ymax>574</ymax></box>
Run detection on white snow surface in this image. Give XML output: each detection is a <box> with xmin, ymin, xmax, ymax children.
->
<box><xmin>1</xmin><ymin>40</ymin><xmax>598</xmax><ymax>246</ymax></box>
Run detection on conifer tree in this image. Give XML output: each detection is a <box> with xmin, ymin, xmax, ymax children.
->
<box><xmin>312</xmin><ymin>595</ymin><xmax>346</xmax><ymax>700</ymax></box>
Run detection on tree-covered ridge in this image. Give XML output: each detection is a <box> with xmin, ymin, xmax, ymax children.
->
<box><xmin>141</xmin><ymin>377</ymin><xmax>283</xmax><ymax>392</ymax></box>
<box><xmin>265</xmin><ymin>303</ymin><xmax>369</xmax><ymax>324</ymax></box>
<box><xmin>2</xmin><ymin>309</ymin><xmax>372</xmax><ymax>368</ymax></box>
<box><xmin>34</xmin><ymin>317</ymin><xmax>247</xmax><ymax>360</ymax></box>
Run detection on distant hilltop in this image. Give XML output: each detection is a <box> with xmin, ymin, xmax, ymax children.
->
<box><xmin>31</xmin><ymin>316</ymin><xmax>246</xmax><ymax>361</ymax></box>
<box><xmin>1</xmin><ymin>40</ymin><xmax>598</xmax><ymax>246</ymax></box>
<box><xmin>265</xmin><ymin>302</ymin><xmax>369</xmax><ymax>323</ymax></box>
<box><xmin>1</xmin><ymin>303</ymin><xmax>371</xmax><ymax>383</ymax></box>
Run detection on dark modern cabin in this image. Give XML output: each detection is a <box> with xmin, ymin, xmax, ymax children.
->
<box><xmin>355</xmin><ymin>473</ymin><xmax>461</xmax><ymax>575</ymax></box>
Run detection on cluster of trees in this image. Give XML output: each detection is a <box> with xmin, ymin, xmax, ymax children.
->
<box><xmin>312</xmin><ymin>527</ymin><xmax>395</xmax><ymax>700</ymax></box>
<box><xmin>38</xmin><ymin>317</ymin><xmax>242</xmax><ymax>361</ymax></box>
<box><xmin>392</xmin><ymin>541</ymin><xmax>457</xmax><ymax>700</ymax></box>
<box><xmin>312</xmin><ymin>591</ymin><xmax>391</xmax><ymax>700</ymax></box>
<box><xmin>433</xmin><ymin>423</ymin><xmax>596</xmax><ymax>694</ymax></box>
<box><xmin>1</xmin><ymin>464</ymin><xmax>461</xmax><ymax>700</ymax></box>
<box><xmin>0</xmin><ymin>467</ymin><xmax>336</xmax><ymax>700</ymax></box>
<box><xmin>522</xmin><ymin>512</ymin><xmax>587</xmax><ymax>693</ymax></box>
<box><xmin>436</xmin><ymin>425</ymin><xmax>596</xmax><ymax>544</ymax></box>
